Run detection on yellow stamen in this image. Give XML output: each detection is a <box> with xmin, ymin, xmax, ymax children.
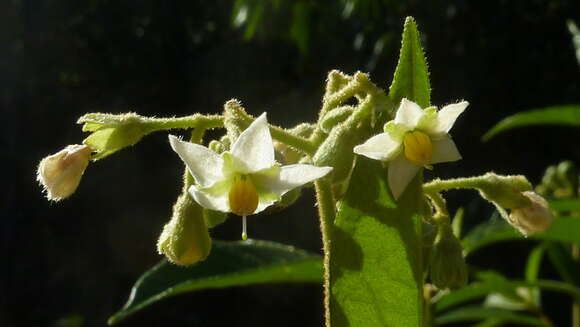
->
<box><xmin>228</xmin><ymin>175</ymin><xmax>259</xmax><ymax>217</ymax></box>
<box><xmin>403</xmin><ymin>131</ymin><xmax>433</xmax><ymax>167</ymax></box>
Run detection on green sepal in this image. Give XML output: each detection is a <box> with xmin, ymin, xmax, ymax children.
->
<box><xmin>157</xmin><ymin>194</ymin><xmax>212</xmax><ymax>266</ymax></box>
<box><xmin>78</xmin><ymin>112</ymin><xmax>149</xmax><ymax>160</ymax></box>
<box><xmin>429</xmin><ymin>225</ymin><xmax>468</xmax><ymax>290</ymax></box>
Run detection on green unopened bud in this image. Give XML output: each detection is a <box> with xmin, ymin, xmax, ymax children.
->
<box><xmin>157</xmin><ymin>194</ymin><xmax>212</xmax><ymax>266</ymax></box>
<box><xmin>422</xmin><ymin>221</ymin><xmax>437</xmax><ymax>274</ymax></box>
<box><xmin>289</xmin><ymin>123</ymin><xmax>316</xmax><ymax>138</ymax></box>
<box><xmin>507</xmin><ymin>191</ymin><xmax>554</xmax><ymax>235</ymax></box>
<box><xmin>203</xmin><ymin>209</ymin><xmax>228</xmax><ymax>228</ymax></box>
<box><xmin>324</xmin><ymin>70</ymin><xmax>352</xmax><ymax>98</ymax></box>
<box><xmin>223</xmin><ymin>99</ymin><xmax>247</xmax><ymax>142</ymax></box>
<box><xmin>557</xmin><ymin>161</ymin><xmax>578</xmax><ymax>197</ymax></box>
<box><xmin>478</xmin><ymin>173</ymin><xmax>533</xmax><ymax>209</ymax></box>
<box><xmin>208</xmin><ymin>140</ymin><xmax>226</xmax><ymax>154</ymax></box>
<box><xmin>37</xmin><ymin>144</ymin><xmax>92</xmax><ymax>201</ymax></box>
<box><xmin>77</xmin><ymin>112</ymin><xmax>149</xmax><ymax>159</ymax></box>
<box><xmin>312</xmin><ymin>124</ymin><xmax>362</xmax><ymax>184</ymax></box>
<box><xmin>274</xmin><ymin>141</ymin><xmax>302</xmax><ymax>165</ymax></box>
<box><xmin>320</xmin><ymin>106</ymin><xmax>355</xmax><ymax>133</ymax></box>
<box><xmin>430</xmin><ymin>225</ymin><xmax>467</xmax><ymax>289</ymax></box>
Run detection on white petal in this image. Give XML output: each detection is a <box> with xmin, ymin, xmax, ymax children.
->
<box><xmin>255</xmin><ymin>164</ymin><xmax>333</xmax><ymax>196</ymax></box>
<box><xmin>430</xmin><ymin>136</ymin><xmax>462</xmax><ymax>164</ymax></box>
<box><xmin>435</xmin><ymin>101</ymin><xmax>468</xmax><ymax>134</ymax></box>
<box><xmin>231</xmin><ymin>113</ymin><xmax>275</xmax><ymax>173</ymax></box>
<box><xmin>169</xmin><ymin>135</ymin><xmax>224</xmax><ymax>187</ymax></box>
<box><xmin>188</xmin><ymin>181</ymin><xmax>231</xmax><ymax>212</ymax></box>
<box><xmin>394</xmin><ymin>98</ymin><xmax>424</xmax><ymax>127</ymax></box>
<box><xmin>388</xmin><ymin>155</ymin><xmax>420</xmax><ymax>200</ymax></box>
<box><xmin>353</xmin><ymin>133</ymin><xmax>402</xmax><ymax>161</ymax></box>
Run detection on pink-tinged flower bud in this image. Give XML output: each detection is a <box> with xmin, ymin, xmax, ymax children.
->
<box><xmin>37</xmin><ymin>144</ymin><xmax>92</xmax><ymax>201</ymax></box>
<box><xmin>508</xmin><ymin>191</ymin><xmax>554</xmax><ymax>235</ymax></box>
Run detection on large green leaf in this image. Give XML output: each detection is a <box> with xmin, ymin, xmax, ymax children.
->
<box><xmin>388</xmin><ymin>16</ymin><xmax>431</xmax><ymax>108</ymax></box>
<box><xmin>482</xmin><ymin>105</ymin><xmax>580</xmax><ymax>141</ymax></box>
<box><xmin>329</xmin><ymin>157</ymin><xmax>423</xmax><ymax>326</ymax></box>
<box><xmin>108</xmin><ymin>240</ymin><xmax>322</xmax><ymax>325</ymax></box>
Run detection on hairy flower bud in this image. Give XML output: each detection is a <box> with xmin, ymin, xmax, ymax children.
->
<box><xmin>478</xmin><ymin>173</ymin><xmax>533</xmax><ymax>209</ymax></box>
<box><xmin>507</xmin><ymin>191</ymin><xmax>554</xmax><ymax>235</ymax></box>
<box><xmin>157</xmin><ymin>194</ymin><xmax>212</xmax><ymax>266</ymax></box>
<box><xmin>77</xmin><ymin>112</ymin><xmax>149</xmax><ymax>159</ymax></box>
<box><xmin>37</xmin><ymin>144</ymin><xmax>92</xmax><ymax>201</ymax></box>
<box><xmin>430</xmin><ymin>225</ymin><xmax>467</xmax><ymax>289</ymax></box>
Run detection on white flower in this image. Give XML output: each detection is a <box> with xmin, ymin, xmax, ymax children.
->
<box><xmin>37</xmin><ymin>144</ymin><xmax>92</xmax><ymax>201</ymax></box>
<box><xmin>169</xmin><ymin>113</ymin><xmax>332</xmax><ymax>217</ymax></box>
<box><xmin>353</xmin><ymin>98</ymin><xmax>468</xmax><ymax>199</ymax></box>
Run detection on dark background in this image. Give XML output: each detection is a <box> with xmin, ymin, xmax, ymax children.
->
<box><xmin>3</xmin><ymin>0</ymin><xmax>580</xmax><ymax>326</ymax></box>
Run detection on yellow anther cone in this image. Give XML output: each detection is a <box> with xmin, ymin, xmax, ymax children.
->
<box><xmin>229</xmin><ymin>176</ymin><xmax>259</xmax><ymax>217</ymax></box>
<box><xmin>403</xmin><ymin>131</ymin><xmax>433</xmax><ymax>167</ymax></box>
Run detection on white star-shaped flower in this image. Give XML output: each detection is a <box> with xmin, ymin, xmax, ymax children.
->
<box><xmin>169</xmin><ymin>113</ymin><xmax>332</xmax><ymax>237</ymax></box>
<box><xmin>354</xmin><ymin>98</ymin><xmax>468</xmax><ymax>199</ymax></box>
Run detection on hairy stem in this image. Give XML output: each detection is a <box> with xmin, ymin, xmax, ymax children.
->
<box><xmin>314</xmin><ymin>177</ymin><xmax>336</xmax><ymax>326</ymax></box>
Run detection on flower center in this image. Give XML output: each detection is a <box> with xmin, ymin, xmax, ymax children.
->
<box><xmin>228</xmin><ymin>175</ymin><xmax>259</xmax><ymax>217</ymax></box>
<box><xmin>403</xmin><ymin>130</ymin><xmax>433</xmax><ymax>167</ymax></box>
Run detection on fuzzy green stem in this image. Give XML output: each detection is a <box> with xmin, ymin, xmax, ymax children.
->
<box><xmin>314</xmin><ymin>177</ymin><xmax>336</xmax><ymax>326</ymax></box>
<box><xmin>144</xmin><ymin>114</ymin><xmax>224</xmax><ymax>132</ymax></box>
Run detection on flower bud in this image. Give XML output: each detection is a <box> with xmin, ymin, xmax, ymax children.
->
<box><xmin>77</xmin><ymin>112</ymin><xmax>148</xmax><ymax>159</ymax></box>
<box><xmin>37</xmin><ymin>144</ymin><xmax>92</xmax><ymax>201</ymax></box>
<box><xmin>312</xmin><ymin>124</ymin><xmax>363</xmax><ymax>184</ymax></box>
<box><xmin>157</xmin><ymin>194</ymin><xmax>212</xmax><ymax>266</ymax></box>
<box><xmin>429</xmin><ymin>225</ymin><xmax>467</xmax><ymax>289</ymax></box>
<box><xmin>203</xmin><ymin>209</ymin><xmax>228</xmax><ymax>228</ymax></box>
<box><xmin>507</xmin><ymin>191</ymin><xmax>554</xmax><ymax>235</ymax></box>
<box><xmin>478</xmin><ymin>173</ymin><xmax>533</xmax><ymax>209</ymax></box>
<box><xmin>320</xmin><ymin>106</ymin><xmax>354</xmax><ymax>133</ymax></box>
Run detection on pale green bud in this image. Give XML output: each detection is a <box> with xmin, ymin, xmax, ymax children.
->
<box><xmin>157</xmin><ymin>194</ymin><xmax>212</xmax><ymax>266</ymax></box>
<box><xmin>203</xmin><ymin>209</ymin><xmax>228</xmax><ymax>228</ymax></box>
<box><xmin>77</xmin><ymin>112</ymin><xmax>149</xmax><ymax>159</ymax></box>
<box><xmin>37</xmin><ymin>144</ymin><xmax>92</xmax><ymax>201</ymax></box>
<box><xmin>312</xmin><ymin>124</ymin><xmax>363</xmax><ymax>184</ymax></box>
<box><xmin>430</xmin><ymin>225</ymin><xmax>467</xmax><ymax>289</ymax></box>
<box><xmin>478</xmin><ymin>173</ymin><xmax>533</xmax><ymax>209</ymax></box>
<box><xmin>507</xmin><ymin>191</ymin><xmax>554</xmax><ymax>235</ymax></box>
<box><xmin>320</xmin><ymin>106</ymin><xmax>354</xmax><ymax>133</ymax></box>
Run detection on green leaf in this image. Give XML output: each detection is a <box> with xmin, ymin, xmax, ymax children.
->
<box><xmin>463</xmin><ymin>216</ymin><xmax>580</xmax><ymax>255</ymax></box>
<box><xmin>462</xmin><ymin>216</ymin><xmax>523</xmax><ymax>256</ymax></box>
<box><xmin>108</xmin><ymin>240</ymin><xmax>322</xmax><ymax>325</ymax></box>
<box><xmin>482</xmin><ymin>105</ymin><xmax>580</xmax><ymax>141</ymax></box>
<box><xmin>290</xmin><ymin>1</ymin><xmax>311</xmax><ymax>55</ymax></box>
<box><xmin>550</xmin><ymin>199</ymin><xmax>580</xmax><ymax>212</ymax></box>
<box><xmin>436</xmin><ymin>270</ymin><xmax>580</xmax><ymax>314</ymax></box>
<box><xmin>330</xmin><ymin>157</ymin><xmax>423</xmax><ymax>326</ymax></box>
<box><xmin>435</xmin><ymin>307</ymin><xmax>547</xmax><ymax>326</ymax></box>
<box><xmin>388</xmin><ymin>16</ymin><xmax>431</xmax><ymax>108</ymax></box>
<box><xmin>546</xmin><ymin>242</ymin><xmax>580</xmax><ymax>285</ymax></box>
<box><xmin>536</xmin><ymin>217</ymin><xmax>580</xmax><ymax>244</ymax></box>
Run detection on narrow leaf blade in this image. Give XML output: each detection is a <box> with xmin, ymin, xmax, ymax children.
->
<box><xmin>108</xmin><ymin>240</ymin><xmax>322</xmax><ymax>324</ymax></box>
<box><xmin>482</xmin><ymin>105</ymin><xmax>580</xmax><ymax>141</ymax></box>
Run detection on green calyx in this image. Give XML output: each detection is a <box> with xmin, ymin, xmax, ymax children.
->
<box><xmin>157</xmin><ymin>193</ymin><xmax>212</xmax><ymax>266</ymax></box>
<box><xmin>78</xmin><ymin>113</ymin><xmax>148</xmax><ymax>160</ymax></box>
<box><xmin>429</xmin><ymin>224</ymin><xmax>467</xmax><ymax>290</ymax></box>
